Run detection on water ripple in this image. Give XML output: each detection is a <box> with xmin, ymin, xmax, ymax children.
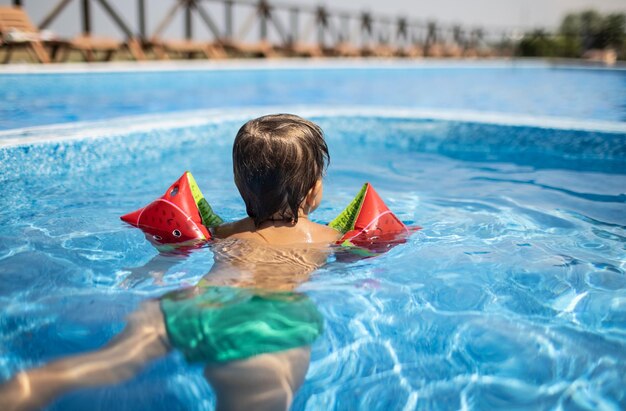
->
<box><xmin>2</xmin><ymin>114</ymin><xmax>625</xmax><ymax>410</ymax></box>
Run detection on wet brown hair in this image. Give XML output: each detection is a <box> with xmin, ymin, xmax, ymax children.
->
<box><xmin>233</xmin><ymin>114</ymin><xmax>329</xmax><ymax>227</ymax></box>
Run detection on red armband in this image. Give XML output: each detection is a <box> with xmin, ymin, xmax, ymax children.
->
<box><xmin>329</xmin><ymin>183</ymin><xmax>420</xmax><ymax>248</ymax></box>
<box><xmin>120</xmin><ymin>171</ymin><xmax>222</xmax><ymax>246</ymax></box>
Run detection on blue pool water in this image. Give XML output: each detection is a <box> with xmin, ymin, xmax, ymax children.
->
<box><xmin>1</xmin><ymin>61</ymin><xmax>626</xmax><ymax>130</ymax></box>
<box><xmin>1</xmin><ymin>62</ymin><xmax>626</xmax><ymax>410</ymax></box>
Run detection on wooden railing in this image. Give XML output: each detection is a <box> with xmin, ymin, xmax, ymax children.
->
<box><xmin>14</xmin><ymin>0</ymin><xmax>518</xmax><ymax>57</ymax></box>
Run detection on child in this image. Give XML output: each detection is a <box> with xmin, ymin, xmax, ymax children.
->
<box><xmin>0</xmin><ymin>114</ymin><xmax>340</xmax><ymax>411</ymax></box>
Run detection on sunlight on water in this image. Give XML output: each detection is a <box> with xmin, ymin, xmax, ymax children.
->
<box><xmin>1</xmin><ymin>112</ymin><xmax>625</xmax><ymax>410</ymax></box>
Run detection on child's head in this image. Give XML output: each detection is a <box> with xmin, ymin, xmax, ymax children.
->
<box><xmin>233</xmin><ymin>114</ymin><xmax>329</xmax><ymax>227</ymax></box>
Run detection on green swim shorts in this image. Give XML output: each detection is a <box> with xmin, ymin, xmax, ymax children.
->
<box><xmin>160</xmin><ymin>286</ymin><xmax>324</xmax><ymax>364</ymax></box>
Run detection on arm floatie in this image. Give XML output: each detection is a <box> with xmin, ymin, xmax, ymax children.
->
<box><xmin>329</xmin><ymin>183</ymin><xmax>420</xmax><ymax>248</ymax></box>
<box><xmin>121</xmin><ymin>176</ymin><xmax>418</xmax><ymax>251</ymax></box>
<box><xmin>120</xmin><ymin>171</ymin><xmax>222</xmax><ymax>246</ymax></box>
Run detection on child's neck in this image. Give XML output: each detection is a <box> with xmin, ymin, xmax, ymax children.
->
<box><xmin>261</xmin><ymin>214</ymin><xmax>309</xmax><ymax>228</ymax></box>
<box><xmin>264</xmin><ymin>210</ymin><xmax>310</xmax><ymax>225</ymax></box>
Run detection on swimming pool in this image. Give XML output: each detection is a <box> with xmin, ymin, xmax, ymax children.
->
<box><xmin>1</xmin><ymin>62</ymin><xmax>625</xmax><ymax>410</ymax></box>
<box><xmin>1</xmin><ymin>60</ymin><xmax>626</xmax><ymax>131</ymax></box>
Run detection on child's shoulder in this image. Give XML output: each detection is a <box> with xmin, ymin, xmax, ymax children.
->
<box><xmin>212</xmin><ymin>218</ymin><xmax>256</xmax><ymax>239</ymax></box>
<box><xmin>213</xmin><ymin>217</ymin><xmax>340</xmax><ymax>245</ymax></box>
<box><xmin>307</xmin><ymin>221</ymin><xmax>342</xmax><ymax>243</ymax></box>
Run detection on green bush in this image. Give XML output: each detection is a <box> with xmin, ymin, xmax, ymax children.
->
<box><xmin>517</xmin><ymin>30</ymin><xmax>557</xmax><ymax>57</ymax></box>
<box><xmin>517</xmin><ymin>10</ymin><xmax>625</xmax><ymax>59</ymax></box>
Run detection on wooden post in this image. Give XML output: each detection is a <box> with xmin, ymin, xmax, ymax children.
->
<box><xmin>324</xmin><ymin>12</ymin><xmax>339</xmax><ymax>44</ymax></box>
<box><xmin>424</xmin><ymin>21</ymin><xmax>437</xmax><ymax>56</ymax></box>
<box><xmin>196</xmin><ymin>2</ymin><xmax>222</xmax><ymax>39</ymax></box>
<box><xmin>453</xmin><ymin>25</ymin><xmax>463</xmax><ymax>49</ymax></box>
<box><xmin>97</xmin><ymin>0</ymin><xmax>134</xmax><ymax>38</ymax></box>
<box><xmin>397</xmin><ymin>17</ymin><xmax>407</xmax><ymax>43</ymax></box>
<box><xmin>138</xmin><ymin>0</ymin><xmax>146</xmax><ymax>39</ymax></box>
<box><xmin>361</xmin><ymin>12</ymin><xmax>372</xmax><ymax>44</ymax></box>
<box><xmin>185</xmin><ymin>0</ymin><xmax>193</xmax><ymax>40</ymax></box>
<box><xmin>225</xmin><ymin>0</ymin><xmax>233</xmax><ymax>40</ymax></box>
<box><xmin>81</xmin><ymin>0</ymin><xmax>91</xmax><ymax>34</ymax></box>
<box><xmin>426</xmin><ymin>21</ymin><xmax>437</xmax><ymax>45</ymax></box>
<box><xmin>267</xmin><ymin>8</ymin><xmax>287</xmax><ymax>44</ymax></box>
<box><xmin>153</xmin><ymin>1</ymin><xmax>182</xmax><ymax>38</ymax></box>
<box><xmin>38</xmin><ymin>0</ymin><xmax>73</xmax><ymax>29</ymax></box>
<box><xmin>289</xmin><ymin>7</ymin><xmax>298</xmax><ymax>44</ymax></box>
<box><xmin>316</xmin><ymin>6</ymin><xmax>327</xmax><ymax>47</ymax></box>
<box><xmin>259</xmin><ymin>0</ymin><xmax>268</xmax><ymax>41</ymax></box>
<box><xmin>340</xmin><ymin>13</ymin><xmax>350</xmax><ymax>43</ymax></box>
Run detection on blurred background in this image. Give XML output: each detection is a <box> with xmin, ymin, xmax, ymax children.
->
<box><xmin>0</xmin><ymin>0</ymin><xmax>624</xmax><ymax>63</ymax></box>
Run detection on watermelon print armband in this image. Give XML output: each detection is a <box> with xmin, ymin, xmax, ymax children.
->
<box><xmin>121</xmin><ymin>171</ymin><xmax>223</xmax><ymax>247</ymax></box>
<box><xmin>120</xmin><ymin>175</ymin><xmax>418</xmax><ymax>256</ymax></box>
<box><xmin>329</xmin><ymin>183</ymin><xmax>420</xmax><ymax>253</ymax></box>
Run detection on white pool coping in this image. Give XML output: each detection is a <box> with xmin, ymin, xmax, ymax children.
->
<box><xmin>1</xmin><ymin>106</ymin><xmax>625</xmax><ymax>148</ymax></box>
<box><xmin>0</xmin><ymin>58</ymin><xmax>624</xmax><ymax>75</ymax></box>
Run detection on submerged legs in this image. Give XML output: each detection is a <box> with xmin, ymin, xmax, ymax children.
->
<box><xmin>204</xmin><ymin>346</ymin><xmax>311</xmax><ymax>411</ymax></box>
<box><xmin>0</xmin><ymin>301</ymin><xmax>170</xmax><ymax>411</ymax></box>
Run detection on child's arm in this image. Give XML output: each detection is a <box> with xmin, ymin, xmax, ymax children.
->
<box><xmin>0</xmin><ymin>301</ymin><xmax>170</xmax><ymax>411</ymax></box>
<box><xmin>119</xmin><ymin>252</ymin><xmax>186</xmax><ymax>288</ymax></box>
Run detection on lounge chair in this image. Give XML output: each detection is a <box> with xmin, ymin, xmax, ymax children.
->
<box><xmin>57</xmin><ymin>34</ymin><xmax>122</xmax><ymax>62</ymax></box>
<box><xmin>283</xmin><ymin>42</ymin><xmax>324</xmax><ymax>58</ymax></box>
<box><xmin>221</xmin><ymin>39</ymin><xmax>278</xmax><ymax>58</ymax></box>
<box><xmin>443</xmin><ymin>44</ymin><xmax>463</xmax><ymax>58</ymax></box>
<box><xmin>147</xmin><ymin>38</ymin><xmax>227</xmax><ymax>60</ymax></box>
<box><xmin>125</xmin><ymin>37</ymin><xmax>147</xmax><ymax>61</ymax></box>
<box><xmin>397</xmin><ymin>44</ymin><xmax>424</xmax><ymax>58</ymax></box>
<box><xmin>424</xmin><ymin>42</ymin><xmax>444</xmax><ymax>58</ymax></box>
<box><xmin>0</xmin><ymin>6</ymin><xmax>50</xmax><ymax>63</ymax></box>
<box><xmin>333</xmin><ymin>42</ymin><xmax>361</xmax><ymax>57</ymax></box>
<box><xmin>55</xmin><ymin>35</ymin><xmax>146</xmax><ymax>62</ymax></box>
<box><xmin>361</xmin><ymin>44</ymin><xmax>396</xmax><ymax>58</ymax></box>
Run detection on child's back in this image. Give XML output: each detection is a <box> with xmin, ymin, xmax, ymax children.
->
<box><xmin>204</xmin><ymin>215</ymin><xmax>337</xmax><ymax>290</ymax></box>
<box><xmin>204</xmin><ymin>113</ymin><xmax>339</xmax><ymax>290</ymax></box>
<box><xmin>186</xmin><ymin>114</ymin><xmax>340</xmax><ymax>410</ymax></box>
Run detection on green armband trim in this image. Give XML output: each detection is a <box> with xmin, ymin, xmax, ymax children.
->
<box><xmin>187</xmin><ymin>172</ymin><xmax>224</xmax><ymax>228</ymax></box>
<box><xmin>328</xmin><ymin>183</ymin><xmax>368</xmax><ymax>233</ymax></box>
